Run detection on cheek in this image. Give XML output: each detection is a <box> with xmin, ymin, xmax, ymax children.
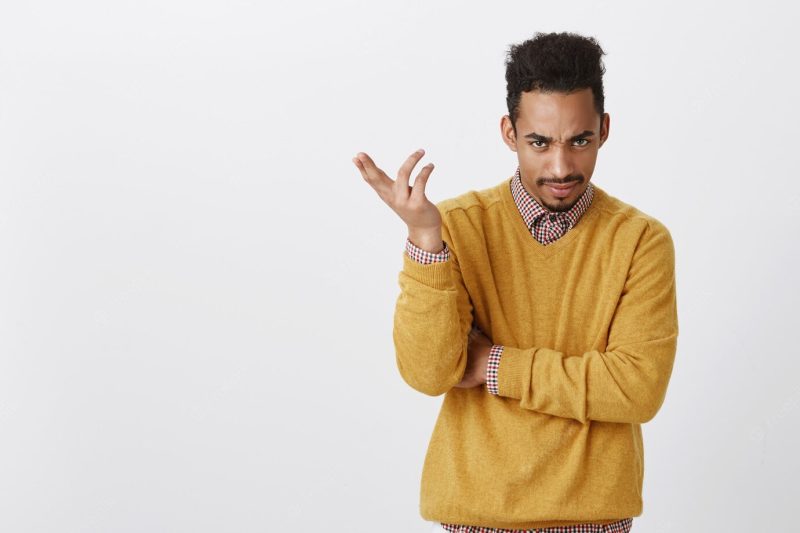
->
<box><xmin>518</xmin><ymin>150</ymin><xmax>542</xmax><ymax>170</ymax></box>
<box><xmin>578</xmin><ymin>152</ymin><xmax>599</xmax><ymax>171</ymax></box>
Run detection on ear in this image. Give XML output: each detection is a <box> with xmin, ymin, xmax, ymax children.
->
<box><xmin>500</xmin><ymin>115</ymin><xmax>518</xmax><ymax>153</ymax></box>
<box><xmin>599</xmin><ymin>113</ymin><xmax>610</xmax><ymax>148</ymax></box>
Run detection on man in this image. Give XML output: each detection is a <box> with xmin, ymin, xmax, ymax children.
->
<box><xmin>353</xmin><ymin>31</ymin><xmax>678</xmax><ymax>532</ymax></box>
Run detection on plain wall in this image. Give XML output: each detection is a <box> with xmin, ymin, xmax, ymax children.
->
<box><xmin>0</xmin><ymin>1</ymin><xmax>798</xmax><ymax>531</ymax></box>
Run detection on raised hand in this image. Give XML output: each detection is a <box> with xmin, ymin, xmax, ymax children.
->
<box><xmin>353</xmin><ymin>149</ymin><xmax>442</xmax><ymax>252</ymax></box>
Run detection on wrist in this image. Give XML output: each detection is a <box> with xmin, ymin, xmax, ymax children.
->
<box><xmin>407</xmin><ymin>227</ymin><xmax>443</xmax><ymax>254</ymax></box>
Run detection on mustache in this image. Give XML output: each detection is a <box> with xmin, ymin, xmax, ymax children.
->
<box><xmin>537</xmin><ymin>175</ymin><xmax>584</xmax><ymax>186</ymax></box>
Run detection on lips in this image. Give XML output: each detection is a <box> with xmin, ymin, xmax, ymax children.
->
<box><xmin>546</xmin><ymin>182</ymin><xmax>577</xmax><ymax>198</ymax></box>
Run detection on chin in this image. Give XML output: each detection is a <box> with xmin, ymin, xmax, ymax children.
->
<box><xmin>542</xmin><ymin>190</ymin><xmax>581</xmax><ymax>211</ymax></box>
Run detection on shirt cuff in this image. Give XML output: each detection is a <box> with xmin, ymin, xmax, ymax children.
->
<box><xmin>486</xmin><ymin>344</ymin><xmax>504</xmax><ymax>395</ymax></box>
<box><xmin>405</xmin><ymin>237</ymin><xmax>449</xmax><ymax>264</ymax></box>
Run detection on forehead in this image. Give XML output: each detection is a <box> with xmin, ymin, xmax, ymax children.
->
<box><xmin>516</xmin><ymin>88</ymin><xmax>598</xmax><ymax>131</ymax></box>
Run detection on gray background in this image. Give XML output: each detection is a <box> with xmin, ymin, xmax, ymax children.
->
<box><xmin>1</xmin><ymin>0</ymin><xmax>798</xmax><ymax>531</ymax></box>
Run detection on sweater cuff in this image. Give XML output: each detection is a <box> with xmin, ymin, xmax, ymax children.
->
<box><xmin>496</xmin><ymin>345</ymin><xmax>535</xmax><ymax>401</ymax></box>
<box><xmin>400</xmin><ymin>248</ymin><xmax>455</xmax><ymax>290</ymax></box>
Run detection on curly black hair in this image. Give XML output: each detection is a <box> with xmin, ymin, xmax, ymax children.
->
<box><xmin>505</xmin><ymin>31</ymin><xmax>606</xmax><ymax>132</ymax></box>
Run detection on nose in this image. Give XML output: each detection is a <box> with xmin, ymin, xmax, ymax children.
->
<box><xmin>548</xmin><ymin>145</ymin><xmax>575</xmax><ymax>181</ymax></box>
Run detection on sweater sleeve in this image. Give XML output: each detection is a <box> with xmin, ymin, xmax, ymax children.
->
<box><xmin>495</xmin><ymin>220</ymin><xmax>679</xmax><ymax>424</ymax></box>
<box><xmin>392</xmin><ymin>217</ymin><xmax>474</xmax><ymax>396</ymax></box>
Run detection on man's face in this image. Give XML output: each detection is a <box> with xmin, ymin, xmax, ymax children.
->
<box><xmin>501</xmin><ymin>88</ymin><xmax>610</xmax><ymax>212</ymax></box>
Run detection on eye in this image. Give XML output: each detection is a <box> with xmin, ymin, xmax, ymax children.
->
<box><xmin>573</xmin><ymin>139</ymin><xmax>590</xmax><ymax>146</ymax></box>
<box><xmin>528</xmin><ymin>140</ymin><xmax>546</xmax><ymax>148</ymax></box>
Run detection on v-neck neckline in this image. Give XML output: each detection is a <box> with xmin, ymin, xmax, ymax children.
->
<box><xmin>499</xmin><ymin>176</ymin><xmax>605</xmax><ymax>259</ymax></box>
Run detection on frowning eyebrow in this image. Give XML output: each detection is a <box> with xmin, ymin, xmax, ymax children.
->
<box><xmin>524</xmin><ymin>130</ymin><xmax>595</xmax><ymax>143</ymax></box>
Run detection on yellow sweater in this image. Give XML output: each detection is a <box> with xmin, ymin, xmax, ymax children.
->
<box><xmin>393</xmin><ymin>176</ymin><xmax>678</xmax><ymax>529</ymax></box>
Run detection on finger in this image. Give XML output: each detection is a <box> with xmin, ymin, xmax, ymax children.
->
<box><xmin>409</xmin><ymin>162</ymin><xmax>434</xmax><ymax>202</ymax></box>
<box><xmin>354</xmin><ymin>156</ymin><xmax>402</xmax><ymax>208</ymax></box>
<box><xmin>395</xmin><ymin>149</ymin><xmax>426</xmax><ymax>197</ymax></box>
<box><xmin>354</xmin><ymin>152</ymin><xmax>394</xmax><ymax>193</ymax></box>
<box><xmin>353</xmin><ymin>156</ymin><xmax>373</xmax><ymax>185</ymax></box>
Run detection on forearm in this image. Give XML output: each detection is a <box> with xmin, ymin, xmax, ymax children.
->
<box><xmin>493</xmin><ymin>338</ymin><xmax>677</xmax><ymax>424</ymax></box>
<box><xmin>393</xmin><ymin>251</ymin><xmax>473</xmax><ymax>396</ymax></box>
<box><xmin>393</xmin><ymin>222</ymin><xmax>474</xmax><ymax>396</ymax></box>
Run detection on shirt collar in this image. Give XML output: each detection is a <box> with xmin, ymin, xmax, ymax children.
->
<box><xmin>510</xmin><ymin>166</ymin><xmax>594</xmax><ymax>232</ymax></box>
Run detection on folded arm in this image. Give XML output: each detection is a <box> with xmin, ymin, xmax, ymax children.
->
<box><xmin>487</xmin><ymin>220</ymin><xmax>679</xmax><ymax>424</ymax></box>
